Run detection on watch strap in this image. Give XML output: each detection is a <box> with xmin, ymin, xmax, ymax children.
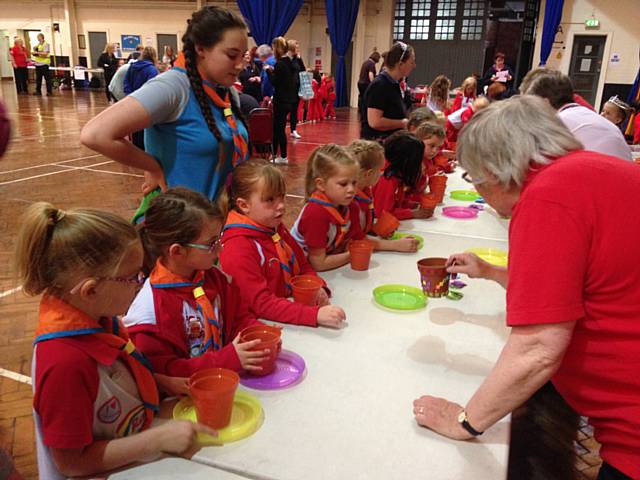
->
<box><xmin>459</xmin><ymin>410</ymin><xmax>483</xmax><ymax>436</ymax></box>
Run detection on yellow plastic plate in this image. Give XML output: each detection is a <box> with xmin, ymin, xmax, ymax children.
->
<box><xmin>466</xmin><ymin>248</ymin><xmax>508</xmax><ymax>267</ymax></box>
<box><xmin>173</xmin><ymin>390</ymin><xmax>263</xmax><ymax>445</ymax></box>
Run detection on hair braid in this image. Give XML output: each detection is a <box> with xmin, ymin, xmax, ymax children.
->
<box><xmin>183</xmin><ymin>39</ymin><xmax>222</xmax><ymax>142</ymax></box>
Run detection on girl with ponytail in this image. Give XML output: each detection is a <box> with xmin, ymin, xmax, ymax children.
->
<box><xmin>81</xmin><ymin>6</ymin><xmax>250</xmax><ymax>211</ymax></box>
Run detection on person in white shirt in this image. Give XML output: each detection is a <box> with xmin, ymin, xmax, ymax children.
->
<box><xmin>520</xmin><ymin>68</ymin><xmax>632</xmax><ymax>161</ymax></box>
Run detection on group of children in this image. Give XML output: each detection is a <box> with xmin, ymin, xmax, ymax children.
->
<box><xmin>19</xmin><ymin>106</ymin><xmax>454</xmax><ymax>478</ymax></box>
<box><xmin>298</xmin><ymin>72</ymin><xmax>337</xmax><ymax>123</ymax></box>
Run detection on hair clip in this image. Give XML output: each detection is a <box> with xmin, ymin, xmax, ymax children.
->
<box><xmin>608</xmin><ymin>95</ymin><xmax>631</xmax><ymax>111</ymax></box>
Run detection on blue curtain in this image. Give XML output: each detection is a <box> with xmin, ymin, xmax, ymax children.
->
<box><xmin>623</xmin><ymin>67</ymin><xmax>639</xmax><ymax>135</ymax></box>
<box><xmin>539</xmin><ymin>0</ymin><xmax>564</xmax><ymax>66</ymax></box>
<box><xmin>325</xmin><ymin>0</ymin><xmax>360</xmax><ymax>107</ymax></box>
<box><xmin>236</xmin><ymin>0</ymin><xmax>304</xmax><ymax>46</ymax></box>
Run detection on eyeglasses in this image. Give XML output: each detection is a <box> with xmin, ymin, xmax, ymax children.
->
<box><xmin>69</xmin><ymin>271</ymin><xmax>146</xmax><ymax>295</ymax></box>
<box><xmin>184</xmin><ymin>236</ymin><xmax>222</xmax><ymax>253</ymax></box>
<box><xmin>462</xmin><ymin>171</ymin><xmax>484</xmax><ymax>185</ymax></box>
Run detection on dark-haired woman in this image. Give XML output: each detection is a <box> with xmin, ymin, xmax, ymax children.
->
<box><xmin>80</xmin><ymin>6</ymin><xmax>249</xmax><ymax>203</ymax></box>
<box><xmin>361</xmin><ymin>42</ymin><xmax>416</xmax><ymax>140</ymax></box>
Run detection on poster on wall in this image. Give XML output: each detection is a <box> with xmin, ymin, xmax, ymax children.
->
<box><xmin>121</xmin><ymin>35</ymin><xmax>142</xmax><ymax>51</ymax></box>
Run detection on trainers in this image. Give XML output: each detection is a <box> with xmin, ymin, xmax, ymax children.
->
<box><xmin>274</xmin><ymin>156</ymin><xmax>289</xmax><ymax>165</ymax></box>
<box><xmin>290</xmin><ymin>131</ymin><xmax>301</xmax><ymax>139</ymax></box>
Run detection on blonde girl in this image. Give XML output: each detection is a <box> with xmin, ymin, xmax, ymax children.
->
<box><xmin>451</xmin><ymin>76</ymin><xmax>477</xmax><ymax>112</ymax></box>
<box><xmin>428</xmin><ymin>75</ymin><xmax>452</xmax><ymax>113</ymax></box>
<box><xmin>219</xmin><ymin>160</ymin><xmax>346</xmax><ymax>328</ymax></box>
<box><xmin>17</xmin><ymin>203</ymin><xmax>211</xmax><ymax>479</ymax></box>
<box><xmin>291</xmin><ymin>144</ymin><xmax>365</xmax><ymax>271</ymax></box>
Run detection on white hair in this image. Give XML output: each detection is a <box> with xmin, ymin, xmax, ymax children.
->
<box><xmin>256</xmin><ymin>44</ymin><xmax>272</xmax><ymax>58</ymax></box>
<box><xmin>457</xmin><ymin>95</ymin><xmax>583</xmax><ymax>188</ymax></box>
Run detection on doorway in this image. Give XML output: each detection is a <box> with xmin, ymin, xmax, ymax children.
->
<box><xmin>157</xmin><ymin>33</ymin><xmax>178</xmax><ymax>63</ymax></box>
<box><xmin>88</xmin><ymin>31</ymin><xmax>107</xmax><ymax>68</ymax></box>
<box><xmin>568</xmin><ymin>35</ymin><xmax>606</xmax><ymax>106</ymax></box>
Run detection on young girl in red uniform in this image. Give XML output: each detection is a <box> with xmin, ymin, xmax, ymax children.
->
<box><xmin>347</xmin><ymin>139</ymin><xmax>419</xmax><ymax>253</ymax></box>
<box><xmin>373</xmin><ymin>131</ymin><xmax>433</xmax><ymax>221</ymax></box>
<box><xmin>323</xmin><ymin>75</ymin><xmax>336</xmax><ymax>119</ymax></box>
<box><xmin>18</xmin><ymin>203</ymin><xmax>212</xmax><ymax>479</ymax></box>
<box><xmin>219</xmin><ymin>160</ymin><xmax>346</xmax><ymax>328</ymax></box>
<box><xmin>309</xmin><ymin>70</ymin><xmax>324</xmax><ymax>123</ymax></box>
<box><xmin>124</xmin><ymin>187</ymin><xmax>267</xmax><ymax>377</ymax></box>
<box><xmin>291</xmin><ymin>144</ymin><xmax>365</xmax><ymax>271</ymax></box>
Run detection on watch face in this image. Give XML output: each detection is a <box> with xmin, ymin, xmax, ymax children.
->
<box><xmin>457</xmin><ymin>411</ymin><xmax>466</xmax><ymax>423</ymax></box>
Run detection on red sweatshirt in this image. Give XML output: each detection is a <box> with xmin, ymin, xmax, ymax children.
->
<box><xmin>219</xmin><ymin>222</ymin><xmax>322</xmax><ymax>327</ymax></box>
<box><xmin>373</xmin><ymin>175</ymin><xmax>414</xmax><ymax>220</ymax></box>
<box><xmin>123</xmin><ymin>264</ymin><xmax>261</xmax><ymax>377</ymax></box>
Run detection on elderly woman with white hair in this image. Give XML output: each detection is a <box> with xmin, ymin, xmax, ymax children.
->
<box><xmin>412</xmin><ymin>95</ymin><xmax>640</xmax><ymax>480</ymax></box>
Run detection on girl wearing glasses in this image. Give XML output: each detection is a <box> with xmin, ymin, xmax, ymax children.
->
<box><xmin>361</xmin><ymin>42</ymin><xmax>416</xmax><ymax>140</ymax></box>
<box><xmin>124</xmin><ymin>187</ymin><xmax>268</xmax><ymax>378</ymax></box>
<box><xmin>16</xmin><ymin>203</ymin><xmax>212</xmax><ymax>479</ymax></box>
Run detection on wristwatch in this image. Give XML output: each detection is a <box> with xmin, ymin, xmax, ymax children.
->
<box><xmin>457</xmin><ymin>410</ymin><xmax>483</xmax><ymax>436</ymax></box>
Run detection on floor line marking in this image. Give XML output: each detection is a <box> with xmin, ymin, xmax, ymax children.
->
<box><xmin>0</xmin><ymin>154</ymin><xmax>102</xmax><ymax>175</ymax></box>
<box><xmin>0</xmin><ymin>368</ymin><xmax>32</xmax><ymax>385</ymax></box>
<box><xmin>0</xmin><ymin>160</ymin><xmax>112</xmax><ymax>186</ymax></box>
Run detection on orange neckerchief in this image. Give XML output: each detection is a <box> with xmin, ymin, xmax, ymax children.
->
<box><xmin>223</xmin><ymin>210</ymin><xmax>301</xmax><ymax>294</ymax></box>
<box><xmin>174</xmin><ymin>52</ymin><xmax>248</xmax><ymax>168</ymax></box>
<box><xmin>308</xmin><ymin>192</ymin><xmax>350</xmax><ymax>250</ymax></box>
<box><xmin>34</xmin><ymin>295</ymin><xmax>159</xmax><ymax>430</ymax></box>
<box><xmin>149</xmin><ymin>260</ymin><xmax>222</xmax><ymax>352</ymax></box>
<box><xmin>355</xmin><ymin>187</ymin><xmax>375</xmax><ymax>233</ymax></box>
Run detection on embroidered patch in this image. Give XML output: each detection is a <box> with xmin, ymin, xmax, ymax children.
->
<box><xmin>116</xmin><ymin>404</ymin><xmax>146</xmax><ymax>437</ymax></box>
<box><xmin>97</xmin><ymin>396</ymin><xmax>122</xmax><ymax>424</ymax></box>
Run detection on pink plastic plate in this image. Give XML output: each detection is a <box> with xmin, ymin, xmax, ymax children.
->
<box><xmin>239</xmin><ymin>350</ymin><xmax>306</xmax><ymax>390</ymax></box>
<box><xmin>442</xmin><ymin>206</ymin><xmax>479</xmax><ymax>219</ymax></box>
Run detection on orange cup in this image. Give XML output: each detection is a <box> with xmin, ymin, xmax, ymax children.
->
<box><xmin>189</xmin><ymin>368</ymin><xmax>239</xmax><ymax>429</ymax></box>
<box><xmin>291</xmin><ymin>274</ymin><xmax>324</xmax><ymax>306</ymax></box>
<box><xmin>420</xmin><ymin>193</ymin><xmax>439</xmax><ymax>210</ymax></box>
<box><xmin>372</xmin><ymin>210</ymin><xmax>400</xmax><ymax>238</ymax></box>
<box><xmin>349</xmin><ymin>240</ymin><xmax>374</xmax><ymax>271</ymax></box>
<box><xmin>239</xmin><ymin>324</ymin><xmax>282</xmax><ymax>376</ymax></box>
<box><xmin>429</xmin><ymin>175</ymin><xmax>447</xmax><ymax>189</ymax></box>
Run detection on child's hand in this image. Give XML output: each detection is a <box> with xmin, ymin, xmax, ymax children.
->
<box><xmin>232</xmin><ymin>334</ymin><xmax>270</xmax><ymax>372</ymax></box>
<box><xmin>154</xmin><ymin>373</ymin><xmax>189</xmax><ymax>396</ymax></box>
<box><xmin>413</xmin><ymin>208</ymin><xmax>434</xmax><ymax>219</ymax></box>
<box><xmin>317</xmin><ymin>305</ymin><xmax>346</xmax><ymax>329</ymax></box>
<box><xmin>316</xmin><ymin>287</ymin><xmax>330</xmax><ymax>306</ymax></box>
<box><xmin>393</xmin><ymin>236</ymin><xmax>419</xmax><ymax>253</ymax></box>
<box><xmin>154</xmin><ymin>419</ymin><xmax>217</xmax><ymax>456</ymax></box>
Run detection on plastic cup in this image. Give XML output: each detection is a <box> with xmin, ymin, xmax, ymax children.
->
<box><xmin>349</xmin><ymin>240</ymin><xmax>374</xmax><ymax>271</ymax></box>
<box><xmin>420</xmin><ymin>193</ymin><xmax>439</xmax><ymax>210</ymax></box>
<box><xmin>189</xmin><ymin>368</ymin><xmax>239</xmax><ymax>429</ymax></box>
<box><xmin>239</xmin><ymin>324</ymin><xmax>282</xmax><ymax>376</ymax></box>
<box><xmin>417</xmin><ymin>257</ymin><xmax>450</xmax><ymax>298</ymax></box>
<box><xmin>372</xmin><ymin>210</ymin><xmax>400</xmax><ymax>238</ymax></box>
<box><xmin>291</xmin><ymin>274</ymin><xmax>324</xmax><ymax>306</ymax></box>
<box><xmin>430</xmin><ymin>183</ymin><xmax>447</xmax><ymax>203</ymax></box>
<box><xmin>429</xmin><ymin>175</ymin><xmax>447</xmax><ymax>189</ymax></box>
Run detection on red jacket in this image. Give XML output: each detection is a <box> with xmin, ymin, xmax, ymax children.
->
<box><xmin>373</xmin><ymin>175</ymin><xmax>414</xmax><ymax>220</ymax></box>
<box><xmin>450</xmin><ymin>91</ymin><xmax>475</xmax><ymax>113</ymax></box>
<box><xmin>124</xmin><ymin>264</ymin><xmax>260</xmax><ymax>377</ymax></box>
<box><xmin>219</xmin><ymin>222</ymin><xmax>322</xmax><ymax>327</ymax></box>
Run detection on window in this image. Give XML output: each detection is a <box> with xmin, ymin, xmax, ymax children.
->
<box><xmin>460</xmin><ymin>0</ymin><xmax>484</xmax><ymax>41</ymax></box>
<box><xmin>393</xmin><ymin>0</ymin><xmax>407</xmax><ymax>40</ymax></box>
<box><xmin>408</xmin><ymin>0</ymin><xmax>432</xmax><ymax>40</ymax></box>
<box><xmin>462</xmin><ymin>0</ymin><xmax>483</xmax><ymax>16</ymax></box>
<box><xmin>434</xmin><ymin>0</ymin><xmax>457</xmax><ymax>40</ymax></box>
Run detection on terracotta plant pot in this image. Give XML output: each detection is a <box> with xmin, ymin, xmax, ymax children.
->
<box><xmin>239</xmin><ymin>325</ymin><xmax>282</xmax><ymax>376</ymax></box>
<box><xmin>291</xmin><ymin>274</ymin><xmax>324</xmax><ymax>306</ymax></box>
<box><xmin>372</xmin><ymin>210</ymin><xmax>400</xmax><ymax>238</ymax></box>
<box><xmin>417</xmin><ymin>257</ymin><xmax>450</xmax><ymax>298</ymax></box>
<box><xmin>349</xmin><ymin>240</ymin><xmax>374</xmax><ymax>271</ymax></box>
<box><xmin>189</xmin><ymin>368</ymin><xmax>239</xmax><ymax>429</ymax></box>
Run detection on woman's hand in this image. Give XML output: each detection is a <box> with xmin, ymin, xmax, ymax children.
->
<box><xmin>446</xmin><ymin>252</ymin><xmax>491</xmax><ymax>279</ymax></box>
<box><xmin>233</xmin><ymin>334</ymin><xmax>270</xmax><ymax>372</ymax></box>
<box><xmin>142</xmin><ymin>170</ymin><xmax>167</xmax><ymax>194</ymax></box>
<box><xmin>412</xmin><ymin>396</ymin><xmax>473</xmax><ymax>441</ymax></box>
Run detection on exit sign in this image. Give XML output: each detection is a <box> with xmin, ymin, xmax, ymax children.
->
<box><xmin>585</xmin><ymin>18</ymin><xmax>600</xmax><ymax>28</ymax></box>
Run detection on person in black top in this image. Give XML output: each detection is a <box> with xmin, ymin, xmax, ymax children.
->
<box><xmin>239</xmin><ymin>46</ymin><xmax>262</xmax><ymax>102</ymax></box>
<box><xmin>98</xmin><ymin>43</ymin><xmax>119</xmax><ymax>102</ymax></box>
<box><xmin>361</xmin><ymin>42</ymin><xmax>416</xmax><ymax>140</ymax></box>
<box><xmin>269</xmin><ymin>36</ymin><xmax>298</xmax><ymax>164</ymax></box>
<box><xmin>481</xmin><ymin>52</ymin><xmax>514</xmax><ymax>97</ymax></box>
<box><xmin>357</xmin><ymin>50</ymin><xmax>381</xmax><ymax>121</ymax></box>
<box><xmin>287</xmin><ymin>39</ymin><xmax>305</xmax><ymax>139</ymax></box>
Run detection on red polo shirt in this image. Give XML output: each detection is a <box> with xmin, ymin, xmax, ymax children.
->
<box><xmin>507</xmin><ymin>150</ymin><xmax>640</xmax><ymax>479</ymax></box>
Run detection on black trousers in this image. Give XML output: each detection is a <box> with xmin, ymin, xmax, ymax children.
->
<box><xmin>290</xmin><ymin>98</ymin><xmax>299</xmax><ymax>132</ymax></box>
<box><xmin>35</xmin><ymin>64</ymin><xmax>52</xmax><ymax>94</ymax></box>
<box><xmin>13</xmin><ymin>67</ymin><xmax>28</xmax><ymax>93</ymax></box>
<box><xmin>357</xmin><ymin>82</ymin><xmax>369</xmax><ymax>122</ymax></box>
<box><xmin>273</xmin><ymin>102</ymin><xmax>294</xmax><ymax>158</ymax></box>
<box><xmin>104</xmin><ymin>74</ymin><xmax>115</xmax><ymax>102</ymax></box>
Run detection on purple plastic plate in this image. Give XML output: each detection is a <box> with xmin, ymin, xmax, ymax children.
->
<box><xmin>239</xmin><ymin>350</ymin><xmax>306</xmax><ymax>390</ymax></box>
<box><xmin>442</xmin><ymin>206</ymin><xmax>479</xmax><ymax>219</ymax></box>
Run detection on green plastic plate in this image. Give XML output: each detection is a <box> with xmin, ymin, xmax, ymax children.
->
<box><xmin>390</xmin><ymin>232</ymin><xmax>424</xmax><ymax>250</ymax></box>
<box><xmin>450</xmin><ymin>190</ymin><xmax>481</xmax><ymax>202</ymax></box>
<box><xmin>372</xmin><ymin>284</ymin><xmax>427</xmax><ymax>311</ymax></box>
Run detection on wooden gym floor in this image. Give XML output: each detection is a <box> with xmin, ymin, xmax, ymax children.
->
<box><xmin>0</xmin><ymin>80</ymin><xmax>601</xmax><ymax>479</ymax></box>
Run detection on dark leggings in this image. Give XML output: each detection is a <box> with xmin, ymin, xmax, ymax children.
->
<box><xmin>289</xmin><ymin>100</ymin><xmax>299</xmax><ymax>132</ymax></box>
<box><xmin>13</xmin><ymin>67</ymin><xmax>28</xmax><ymax>93</ymax></box>
<box><xmin>272</xmin><ymin>101</ymin><xmax>294</xmax><ymax>158</ymax></box>
<box><xmin>35</xmin><ymin>64</ymin><xmax>52</xmax><ymax>94</ymax></box>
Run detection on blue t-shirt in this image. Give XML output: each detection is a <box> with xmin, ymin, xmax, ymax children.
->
<box><xmin>130</xmin><ymin>68</ymin><xmax>249</xmax><ymax>201</ymax></box>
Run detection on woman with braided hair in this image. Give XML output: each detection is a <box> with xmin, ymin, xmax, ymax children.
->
<box><xmin>81</xmin><ymin>6</ymin><xmax>249</xmax><ymax>205</ymax></box>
